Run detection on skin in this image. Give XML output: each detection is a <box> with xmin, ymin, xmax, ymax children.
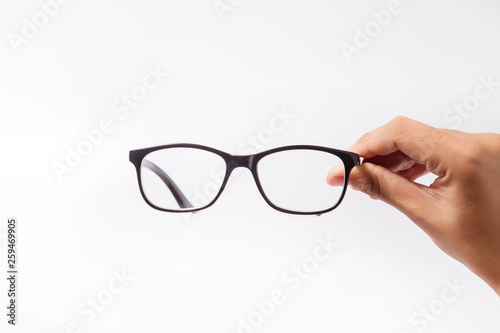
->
<box><xmin>327</xmin><ymin>116</ymin><xmax>500</xmax><ymax>296</ymax></box>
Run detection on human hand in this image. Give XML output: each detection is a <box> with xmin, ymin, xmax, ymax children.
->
<box><xmin>327</xmin><ymin>116</ymin><xmax>500</xmax><ymax>295</ymax></box>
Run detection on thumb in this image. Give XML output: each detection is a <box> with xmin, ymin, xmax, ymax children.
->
<box><xmin>349</xmin><ymin>162</ymin><xmax>434</xmax><ymax>222</ymax></box>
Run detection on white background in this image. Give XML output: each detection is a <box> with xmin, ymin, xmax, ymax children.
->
<box><xmin>1</xmin><ymin>0</ymin><xmax>500</xmax><ymax>332</ymax></box>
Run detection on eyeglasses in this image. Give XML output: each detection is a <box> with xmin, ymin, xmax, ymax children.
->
<box><xmin>129</xmin><ymin>144</ymin><xmax>359</xmax><ymax>215</ymax></box>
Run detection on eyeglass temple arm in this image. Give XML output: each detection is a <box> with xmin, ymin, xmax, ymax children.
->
<box><xmin>142</xmin><ymin>159</ymin><xmax>194</xmax><ymax>209</ymax></box>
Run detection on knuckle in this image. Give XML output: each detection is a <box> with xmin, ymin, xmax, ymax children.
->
<box><xmin>390</xmin><ymin>116</ymin><xmax>414</xmax><ymax>139</ymax></box>
<box><xmin>359</xmin><ymin>132</ymin><xmax>371</xmax><ymax>143</ymax></box>
<box><xmin>467</xmin><ymin>137</ymin><xmax>487</xmax><ymax>158</ymax></box>
<box><xmin>368</xmin><ymin>165</ymin><xmax>383</xmax><ymax>198</ymax></box>
<box><xmin>357</xmin><ymin>177</ymin><xmax>375</xmax><ymax>197</ymax></box>
<box><xmin>356</xmin><ymin>164</ymin><xmax>381</xmax><ymax>198</ymax></box>
<box><xmin>391</xmin><ymin>116</ymin><xmax>413</xmax><ymax>130</ymax></box>
<box><xmin>458</xmin><ymin>140</ymin><xmax>485</xmax><ymax>176</ymax></box>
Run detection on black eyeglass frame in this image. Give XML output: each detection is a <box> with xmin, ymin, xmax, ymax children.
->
<box><xmin>129</xmin><ymin>144</ymin><xmax>360</xmax><ymax>216</ymax></box>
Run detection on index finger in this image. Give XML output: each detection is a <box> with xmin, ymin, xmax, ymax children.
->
<box><xmin>349</xmin><ymin>117</ymin><xmax>451</xmax><ymax>176</ymax></box>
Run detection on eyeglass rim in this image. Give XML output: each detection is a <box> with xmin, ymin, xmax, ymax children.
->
<box><xmin>129</xmin><ymin>144</ymin><xmax>360</xmax><ymax>215</ymax></box>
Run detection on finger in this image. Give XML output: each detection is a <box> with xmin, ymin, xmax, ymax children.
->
<box><xmin>363</xmin><ymin>151</ymin><xmax>416</xmax><ymax>173</ymax></box>
<box><xmin>349</xmin><ymin>162</ymin><xmax>436</xmax><ymax>222</ymax></box>
<box><xmin>330</xmin><ymin>158</ymin><xmax>429</xmax><ymax>186</ymax></box>
<box><xmin>349</xmin><ymin>116</ymin><xmax>452</xmax><ymax>176</ymax></box>
<box><xmin>326</xmin><ymin>164</ymin><xmax>345</xmax><ymax>186</ymax></box>
<box><xmin>398</xmin><ymin>163</ymin><xmax>429</xmax><ymax>182</ymax></box>
<box><xmin>328</xmin><ymin>150</ymin><xmax>419</xmax><ymax>186</ymax></box>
